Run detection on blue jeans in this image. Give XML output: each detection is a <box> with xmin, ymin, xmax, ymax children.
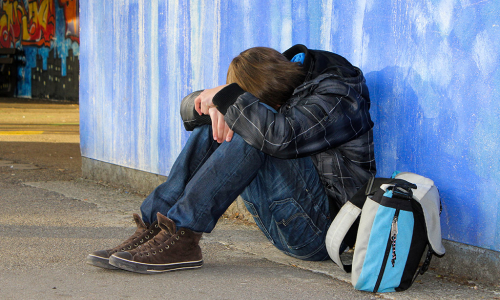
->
<box><xmin>140</xmin><ymin>125</ymin><xmax>331</xmax><ymax>261</ymax></box>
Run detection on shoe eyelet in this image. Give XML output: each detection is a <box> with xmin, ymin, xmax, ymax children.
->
<box><xmin>171</xmin><ymin>241</ymin><xmax>175</xmax><ymax>245</ymax></box>
<box><xmin>176</xmin><ymin>235</ymin><xmax>180</xmax><ymax>240</ymax></box>
<box><xmin>166</xmin><ymin>245</ymin><xmax>170</xmax><ymax>249</ymax></box>
<box><xmin>145</xmin><ymin>235</ymin><xmax>150</xmax><ymax>239</ymax></box>
<box><xmin>134</xmin><ymin>243</ymin><xmax>138</xmax><ymax>247</ymax></box>
<box><xmin>155</xmin><ymin>224</ymin><xmax>158</xmax><ymax>228</ymax></box>
<box><xmin>152</xmin><ymin>251</ymin><xmax>156</xmax><ymax>255</ymax></box>
<box><xmin>127</xmin><ymin>245</ymin><xmax>132</xmax><ymax>249</ymax></box>
<box><xmin>121</xmin><ymin>248</ymin><xmax>125</xmax><ymax>251</ymax></box>
<box><xmin>146</xmin><ymin>253</ymin><xmax>150</xmax><ymax>256</ymax></box>
<box><xmin>150</xmin><ymin>230</ymin><xmax>154</xmax><ymax>234</ymax></box>
<box><xmin>159</xmin><ymin>249</ymin><xmax>163</xmax><ymax>252</ymax></box>
<box><xmin>140</xmin><ymin>239</ymin><xmax>144</xmax><ymax>243</ymax></box>
<box><xmin>181</xmin><ymin>231</ymin><xmax>185</xmax><ymax>235</ymax></box>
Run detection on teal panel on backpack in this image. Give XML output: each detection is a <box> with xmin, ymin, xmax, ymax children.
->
<box><xmin>355</xmin><ymin>205</ymin><xmax>396</xmax><ymax>291</ymax></box>
<box><xmin>377</xmin><ymin>210</ymin><xmax>414</xmax><ymax>292</ymax></box>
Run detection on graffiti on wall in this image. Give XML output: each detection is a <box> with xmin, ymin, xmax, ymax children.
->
<box><xmin>58</xmin><ymin>0</ymin><xmax>79</xmax><ymax>43</ymax></box>
<box><xmin>0</xmin><ymin>0</ymin><xmax>57</xmax><ymax>47</ymax></box>
<box><xmin>0</xmin><ymin>0</ymin><xmax>79</xmax><ymax>101</ymax></box>
<box><xmin>31</xmin><ymin>48</ymin><xmax>78</xmax><ymax>100</ymax></box>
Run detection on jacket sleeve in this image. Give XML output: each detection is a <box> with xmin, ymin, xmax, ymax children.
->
<box><xmin>217</xmin><ymin>74</ymin><xmax>373</xmax><ymax>159</ymax></box>
<box><xmin>180</xmin><ymin>90</ymin><xmax>212</xmax><ymax>131</ymax></box>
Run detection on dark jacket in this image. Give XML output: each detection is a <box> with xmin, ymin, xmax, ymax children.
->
<box><xmin>180</xmin><ymin>44</ymin><xmax>376</xmax><ymax>217</ymax></box>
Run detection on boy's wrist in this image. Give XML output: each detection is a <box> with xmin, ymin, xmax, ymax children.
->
<box><xmin>212</xmin><ymin>83</ymin><xmax>246</xmax><ymax>115</ymax></box>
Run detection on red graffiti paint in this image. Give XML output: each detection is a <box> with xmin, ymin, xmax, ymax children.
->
<box><xmin>0</xmin><ymin>0</ymin><xmax>26</xmax><ymax>48</ymax></box>
<box><xmin>0</xmin><ymin>0</ymin><xmax>61</xmax><ymax>48</ymax></box>
<box><xmin>22</xmin><ymin>0</ymin><xmax>56</xmax><ymax>47</ymax></box>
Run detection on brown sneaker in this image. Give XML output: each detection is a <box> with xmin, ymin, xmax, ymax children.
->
<box><xmin>86</xmin><ymin>213</ymin><xmax>161</xmax><ymax>269</ymax></box>
<box><xmin>109</xmin><ymin>212</ymin><xmax>203</xmax><ymax>274</ymax></box>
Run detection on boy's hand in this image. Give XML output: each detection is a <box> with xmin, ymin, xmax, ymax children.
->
<box><xmin>208</xmin><ymin>107</ymin><xmax>234</xmax><ymax>143</ymax></box>
<box><xmin>194</xmin><ymin>85</ymin><xmax>233</xmax><ymax>142</ymax></box>
<box><xmin>194</xmin><ymin>85</ymin><xmax>228</xmax><ymax>116</ymax></box>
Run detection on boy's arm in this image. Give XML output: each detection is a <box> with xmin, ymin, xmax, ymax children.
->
<box><xmin>180</xmin><ymin>90</ymin><xmax>211</xmax><ymax>131</ymax></box>
<box><xmin>213</xmin><ymin>75</ymin><xmax>373</xmax><ymax>159</ymax></box>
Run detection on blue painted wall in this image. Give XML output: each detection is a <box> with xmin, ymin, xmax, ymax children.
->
<box><xmin>80</xmin><ymin>0</ymin><xmax>500</xmax><ymax>252</ymax></box>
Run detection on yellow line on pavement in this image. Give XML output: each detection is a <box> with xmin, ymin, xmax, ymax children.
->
<box><xmin>0</xmin><ymin>131</ymin><xmax>44</xmax><ymax>135</ymax></box>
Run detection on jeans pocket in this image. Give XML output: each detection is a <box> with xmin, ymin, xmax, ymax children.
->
<box><xmin>242</xmin><ymin>199</ymin><xmax>275</xmax><ymax>245</ymax></box>
<box><xmin>270</xmin><ymin>198</ymin><xmax>321</xmax><ymax>250</ymax></box>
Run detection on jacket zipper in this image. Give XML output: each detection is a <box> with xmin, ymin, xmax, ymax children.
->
<box><xmin>373</xmin><ymin>209</ymin><xmax>400</xmax><ymax>292</ymax></box>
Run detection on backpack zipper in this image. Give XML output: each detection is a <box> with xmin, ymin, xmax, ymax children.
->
<box><xmin>373</xmin><ymin>209</ymin><xmax>400</xmax><ymax>293</ymax></box>
<box><xmin>390</xmin><ymin>215</ymin><xmax>398</xmax><ymax>267</ymax></box>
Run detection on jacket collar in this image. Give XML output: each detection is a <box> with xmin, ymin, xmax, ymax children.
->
<box><xmin>282</xmin><ymin>44</ymin><xmax>315</xmax><ymax>82</ymax></box>
<box><xmin>284</xmin><ymin>44</ymin><xmax>360</xmax><ymax>83</ymax></box>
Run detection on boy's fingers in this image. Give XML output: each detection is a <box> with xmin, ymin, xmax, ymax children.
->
<box><xmin>226</xmin><ymin>129</ymin><xmax>234</xmax><ymax>142</ymax></box>
<box><xmin>217</xmin><ymin>112</ymin><xmax>225</xmax><ymax>143</ymax></box>
<box><xmin>209</xmin><ymin>108</ymin><xmax>218</xmax><ymax>140</ymax></box>
<box><xmin>222</xmin><ymin>124</ymin><xmax>229</xmax><ymax>141</ymax></box>
<box><xmin>194</xmin><ymin>95</ymin><xmax>202</xmax><ymax>115</ymax></box>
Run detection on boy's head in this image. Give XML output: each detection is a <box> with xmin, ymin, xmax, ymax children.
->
<box><xmin>226</xmin><ymin>47</ymin><xmax>305</xmax><ymax>109</ymax></box>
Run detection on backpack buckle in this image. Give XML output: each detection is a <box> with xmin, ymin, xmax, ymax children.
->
<box><xmin>388</xmin><ymin>182</ymin><xmax>417</xmax><ymax>200</ymax></box>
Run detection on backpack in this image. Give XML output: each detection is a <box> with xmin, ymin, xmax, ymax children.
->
<box><xmin>325</xmin><ymin>172</ymin><xmax>445</xmax><ymax>293</ymax></box>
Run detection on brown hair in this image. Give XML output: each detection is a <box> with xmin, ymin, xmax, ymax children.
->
<box><xmin>226</xmin><ymin>47</ymin><xmax>305</xmax><ymax>109</ymax></box>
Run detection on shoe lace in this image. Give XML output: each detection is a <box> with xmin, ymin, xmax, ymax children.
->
<box><xmin>113</xmin><ymin>229</ymin><xmax>144</xmax><ymax>251</ymax></box>
<box><xmin>137</xmin><ymin>230</ymin><xmax>172</xmax><ymax>252</ymax></box>
<box><xmin>112</xmin><ymin>223</ymin><xmax>160</xmax><ymax>253</ymax></box>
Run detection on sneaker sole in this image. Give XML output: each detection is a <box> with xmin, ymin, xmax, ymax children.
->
<box><xmin>86</xmin><ymin>254</ymin><xmax>119</xmax><ymax>270</ymax></box>
<box><xmin>109</xmin><ymin>255</ymin><xmax>203</xmax><ymax>274</ymax></box>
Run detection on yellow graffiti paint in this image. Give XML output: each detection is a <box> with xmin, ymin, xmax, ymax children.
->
<box><xmin>0</xmin><ymin>0</ymin><xmax>26</xmax><ymax>46</ymax></box>
<box><xmin>0</xmin><ymin>0</ymin><xmax>55</xmax><ymax>46</ymax></box>
<box><xmin>0</xmin><ymin>131</ymin><xmax>44</xmax><ymax>135</ymax></box>
<box><xmin>22</xmin><ymin>0</ymin><xmax>55</xmax><ymax>43</ymax></box>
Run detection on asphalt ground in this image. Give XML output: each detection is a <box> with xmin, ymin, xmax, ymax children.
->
<box><xmin>1</xmin><ymin>99</ymin><xmax>498</xmax><ymax>299</ymax></box>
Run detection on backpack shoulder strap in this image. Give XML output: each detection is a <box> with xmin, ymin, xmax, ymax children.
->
<box><xmin>325</xmin><ymin>201</ymin><xmax>361</xmax><ymax>272</ymax></box>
